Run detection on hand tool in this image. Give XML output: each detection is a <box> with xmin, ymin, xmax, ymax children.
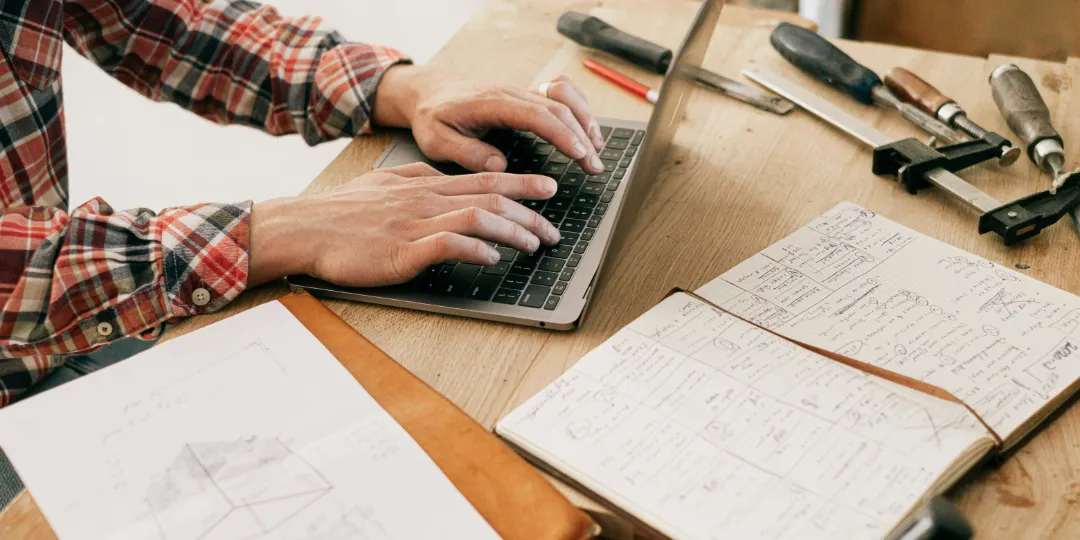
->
<box><xmin>769</xmin><ymin>22</ymin><xmax>966</xmax><ymax>145</ymax></box>
<box><xmin>582</xmin><ymin>59</ymin><xmax>658</xmax><ymax>104</ymax></box>
<box><xmin>744</xmin><ymin>65</ymin><xmax>1080</xmax><ymax>245</ymax></box>
<box><xmin>885</xmin><ymin>67</ymin><xmax>1021</xmax><ymax>166</ymax></box>
<box><xmin>989</xmin><ymin>63</ymin><xmax>1080</xmax><ymax>194</ymax></box>
<box><xmin>557</xmin><ymin>12</ymin><xmax>794</xmax><ymax>115</ymax></box>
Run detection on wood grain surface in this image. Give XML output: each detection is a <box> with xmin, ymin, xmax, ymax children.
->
<box><xmin>5</xmin><ymin>2</ymin><xmax>1080</xmax><ymax>539</ymax></box>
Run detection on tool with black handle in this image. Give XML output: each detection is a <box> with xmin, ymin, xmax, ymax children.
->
<box><xmin>556</xmin><ymin>12</ymin><xmax>794</xmax><ymax>115</ymax></box>
<box><xmin>769</xmin><ymin>22</ymin><xmax>966</xmax><ymax>145</ymax></box>
<box><xmin>744</xmin><ymin>64</ymin><xmax>1080</xmax><ymax>245</ymax></box>
<box><xmin>884</xmin><ymin>67</ymin><xmax>1020</xmax><ymax>166</ymax></box>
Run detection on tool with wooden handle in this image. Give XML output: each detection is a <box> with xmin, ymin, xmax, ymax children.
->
<box><xmin>769</xmin><ymin>23</ymin><xmax>966</xmax><ymax>145</ymax></box>
<box><xmin>884</xmin><ymin>67</ymin><xmax>1021</xmax><ymax>166</ymax></box>
<box><xmin>556</xmin><ymin>12</ymin><xmax>794</xmax><ymax>115</ymax></box>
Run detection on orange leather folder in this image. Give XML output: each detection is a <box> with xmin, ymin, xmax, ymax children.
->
<box><xmin>280</xmin><ymin>291</ymin><xmax>598</xmax><ymax>539</ymax></box>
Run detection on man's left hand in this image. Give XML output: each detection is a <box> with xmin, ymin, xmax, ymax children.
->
<box><xmin>373</xmin><ymin>65</ymin><xmax>607</xmax><ymax>175</ymax></box>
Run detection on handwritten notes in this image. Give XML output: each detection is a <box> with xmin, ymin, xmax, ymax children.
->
<box><xmin>698</xmin><ymin>202</ymin><xmax>1080</xmax><ymax>443</ymax></box>
<box><xmin>0</xmin><ymin>302</ymin><xmax>498</xmax><ymax>540</ymax></box>
<box><xmin>498</xmin><ymin>293</ymin><xmax>989</xmax><ymax>540</ymax></box>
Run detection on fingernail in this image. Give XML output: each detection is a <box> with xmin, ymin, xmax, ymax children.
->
<box><xmin>590</xmin><ymin>154</ymin><xmax>604</xmax><ymax>171</ymax></box>
<box><xmin>547</xmin><ymin>226</ymin><xmax>562</xmax><ymax>244</ymax></box>
<box><xmin>484</xmin><ymin>155</ymin><xmax>506</xmax><ymax>172</ymax></box>
<box><xmin>571</xmin><ymin>140</ymin><xmax>588</xmax><ymax>159</ymax></box>
<box><xmin>589</xmin><ymin>125</ymin><xmax>604</xmax><ymax>148</ymax></box>
<box><xmin>543</xmin><ymin>177</ymin><xmax>558</xmax><ymax>195</ymax></box>
<box><xmin>487</xmin><ymin>248</ymin><xmax>501</xmax><ymax>265</ymax></box>
<box><xmin>528</xmin><ymin>235</ymin><xmax>540</xmax><ymax>252</ymax></box>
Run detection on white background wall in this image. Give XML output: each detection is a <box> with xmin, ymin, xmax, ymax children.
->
<box><xmin>65</xmin><ymin>0</ymin><xmax>485</xmax><ymax>211</ymax></box>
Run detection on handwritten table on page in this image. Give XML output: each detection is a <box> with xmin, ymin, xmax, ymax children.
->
<box><xmin>698</xmin><ymin>202</ymin><xmax>1080</xmax><ymax>444</ymax></box>
<box><xmin>0</xmin><ymin>303</ymin><xmax>498</xmax><ymax>540</ymax></box>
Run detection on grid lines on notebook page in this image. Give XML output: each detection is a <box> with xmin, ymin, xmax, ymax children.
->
<box><xmin>497</xmin><ymin>292</ymin><xmax>992</xmax><ymax>539</ymax></box>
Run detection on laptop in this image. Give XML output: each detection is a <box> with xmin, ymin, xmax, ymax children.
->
<box><xmin>287</xmin><ymin>0</ymin><xmax>723</xmax><ymax>330</ymax></box>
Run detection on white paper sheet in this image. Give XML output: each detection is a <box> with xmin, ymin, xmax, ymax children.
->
<box><xmin>498</xmin><ymin>293</ymin><xmax>989</xmax><ymax>540</ymax></box>
<box><xmin>0</xmin><ymin>302</ymin><xmax>498</xmax><ymax>540</ymax></box>
<box><xmin>697</xmin><ymin>202</ymin><xmax>1080</xmax><ymax>442</ymax></box>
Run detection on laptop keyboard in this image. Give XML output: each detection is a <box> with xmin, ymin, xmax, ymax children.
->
<box><xmin>412</xmin><ymin>126</ymin><xmax>646</xmax><ymax>310</ymax></box>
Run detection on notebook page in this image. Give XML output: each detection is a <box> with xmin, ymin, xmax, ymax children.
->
<box><xmin>497</xmin><ymin>293</ymin><xmax>989</xmax><ymax>540</ymax></box>
<box><xmin>0</xmin><ymin>302</ymin><xmax>498</xmax><ymax>540</ymax></box>
<box><xmin>697</xmin><ymin>202</ymin><xmax>1080</xmax><ymax>442</ymax></box>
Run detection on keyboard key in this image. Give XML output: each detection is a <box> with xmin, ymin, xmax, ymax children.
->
<box><xmin>606</xmin><ymin>179</ymin><xmax>620</xmax><ymax>191</ymax></box>
<box><xmin>533</xmin><ymin>143</ymin><xmax>554</xmax><ymax>156</ymax></box>
<box><xmin>468</xmin><ymin>274</ymin><xmax>502</xmax><ymax>300</ymax></box>
<box><xmin>517</xmin><ymin>250</ymin><xmax>543</xmax><ymax>264</ymax></box>
<box><xmin>523</xmin><ymin>199</ymin><xmax>545</xmax><ymax>210</ymax></box>
<box><xmin>600</xmin><ymin>126</ymin><xmax>612</xmax><ymax>140</ymax></box>
<box><xmin>542</xmin><ymin>162</ymin><xmax>567</xmax><ymax>175</ymax></box>
<box><xmin>574</xmin><ymin>241</ymin><xmax>589</xmax><ymax>254</ymax></box>
<box><xmin>574</xmin><ymin>193</ymin><xmax>600</xmax><ymax>208</ymax></box>
<box><xmin>614</xmin><ymin>168</ymin><xmax>626</xmax><ymax>179</ymax></box>
<box><xmin>433</xmin><ymin>265</ymin><xmax>455</xmax><ymax>290</ymax></box>
<box><xmin>542</xmin><ymin>209</ymin><xmax>565</xmax><ymax>223</ymax></box>
<box><xmin>561</xmin><ymin>219</ymin><xmax>586</xmax><ymax>233</ymax></box>
<box><xmin>547</xmin><ymin>197</ymin><xmax>573</xmax><ymax>211</ymax></box>
<box><xmin>582</xmin><ymin>228</ymin><xmax>596</xmax><ymax>241</ymax></box>
<box><xmin>601</xmin><ymin>159</ymin><xmax>618</xmax><ymax>172</ymax></box>
<box><xmin>625</xmin><ymin>147</ymin><xmax>637</xmax><ymax>157</ymax></box>
<box><xmin>546</xmin><ymin>245</ymin><xmax>573</xmax><ymax>259</ymax></box>
<box><xmin>538</xmin><ymin>258</ymin><xmax>566</xmax><ymax>273</ymax></box>
<box><xmin>568</xmin><ymin>207</ymin><xmax>591</xmax><ymax>220</ymax></box>
<box><xmin>561</xmin><ymin>173</ymin><xmax>585</xmax><ymax>187</ymax></box>
<box><xmin>558</xmin><ymin>231</ymin><xmax>579</xmax><ymax>245</ymax></box>
<box><xmin>544</xmin><ymin>295</ymin><xmax>561</xmax><ymax>310</ymax></box>
<box><xmin>517</xmin><ymin>130</ymin><xmax>537</xmax><ymax>141</ymax></box>
<box><xmin>594</xmin><ymin>203</ymin><xmax>608</xmax><ymax>216</ymax></box>
<box><xmin>496</xmin><ymin>246</ymin><xmax>517</xmax><ymax>262</ymax></box>
<box><xmin>481</xmin><ymin>261</ymin><xmax>510</xmax><ymax>275</ymax></box>
<box><xmin>556</xmin><ymin>184</ymin><xmax>579</xmax><ymax>198</ymax></box>
<box><xmin>607</xmin><ymin>138</ymin><xmax>628</xmax><ymax>150</ymax></box>
<box><xmin>567</xmin><ymin>254</ymin><xmax>582</xmax><ymax>268</ymax></box>
<box><xmin>560</xmin><ymin>268</ymin><xmax>575</xmax><ymax>281</ymax></box>
<box><xmin>619</xmin><ymin>157</ymin><xmax>633</xmax><ymax>168</ymax></box>
<box><xmin>548</xmin><ymin>151</ymin><xmax>571</xmax><ymax>164</ymax></box>
<box><xmin>588</xmin><ymin>215</ymin><xmax>603</xmax><ymax>228</ymax></box>
<box><xmin>444</xmin><ymin>264</ymin><xmax>481</xmax><ymax>296</ymax></box>
<box><xmin>600</xmin><ymin>192</ymin><xmax>614</xmax><ymax>203</ymax></box>
<box><xmin>493</xmin><ymin>288</ymin><xmax>522</xmax><ymax>305</ymax></box>
<box><xmin>631</xmin><ymin>130</ymin><xmax>645</xmax><ymax>145</ymax></box>
<box><xmin>567</xmin><ymin>162</ymin><xmax>585</xmax><ymax>174</ymax></box>
<box><xmin>519</xmin><ymin>285</ymin><xmax>550</xmax><ymax>308</ymax></box>
<box><xmin>531</xmin><ymin>271</ymin><xmax>558</xmax><ymax>287</ymax></box>
<box><xmin>586</xmin><ymin>173</ymin><xmax>611</xmax><ymax>183</ymax></box>
<box><xmin>612</xmin><ymin>128</ymin><xmax>634</xmax><ymax>139</ymax></box>
<box><xmin>553</xmin><ymin>281</ymin><xmax>568</xmax><ymax>296</ymax></box>
<box><xmin>502</xmin><ymin>274</ymin><xmax>529</xmax><ymax>290</ymax></box>
<box><xmin>600</xmin><ymin>148</ymin><xmax>622</xmax><ymax>160</ymax></box>
<box><xmin>509</xmin><ymin>261</ymin><xmax>536</xmax><ymax>275</ymax></box>
<box><xmin>581</xmin><ymin>183</ymin><xmax>604</xmax><ymax>196</ymax></box>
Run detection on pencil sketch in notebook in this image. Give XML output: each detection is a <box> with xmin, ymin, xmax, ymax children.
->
<box><xmin>0</xmin><ymin>302</ymin><xmax>498</xmax><ymax>540</ymax></box>
<box><xmin>497</xmin><ymin>293</ymin><xmax>991</xmax><ymax>540</ymax></box>
<box><xmin>697</xmin><ymin>202</ymin><xmax>1080</xmax><ymax>443</ymax></box>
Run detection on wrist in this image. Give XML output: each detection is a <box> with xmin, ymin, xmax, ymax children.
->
<box><xmin>249</xmin><ymin>197</ymin><xmax>314</xmax><ymax>286</ymax></box>
<box><xmin>372</xmin><ymin>64</ymin><xmax>431</xmax><ymax>128</ymax></box>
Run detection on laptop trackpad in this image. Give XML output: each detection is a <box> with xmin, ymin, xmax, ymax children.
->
<box><xmin>375</xmin><ymin>136</ymin><xmax>470</xmax><ymax>175</ymax></box>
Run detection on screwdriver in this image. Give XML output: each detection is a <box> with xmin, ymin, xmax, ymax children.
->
<box><xmin>989</xmin><ymin>64</ymin><xmax>1079</xmax><ymax>193</ymax></box>
<box><xmin>884</xmin><ymin>67</ymin><xmax>1021</xmax><ymax>166</ymax></box>
<box><xmin>770</xmin><ymin>23</ymin><xmax>967</xmax><ymax>145</ymax></box>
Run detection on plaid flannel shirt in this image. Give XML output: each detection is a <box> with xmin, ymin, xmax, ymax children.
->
<box><xmin>0</xmin><ymin>0</ymin><xmax>407</xmax><ymax>405</ymax></box>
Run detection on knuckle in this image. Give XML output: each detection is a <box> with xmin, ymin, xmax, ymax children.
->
<box><xmin>486</xmin><ymin>193</ymin><xmax>505</xmax><ymax>214</ymax></box>
<box><xmin>474</xmin><ymin>172</ymin><xmax>501</xmax><ymax>192</ymax></box>
<box><xmin>461</xmin><ymin>206</ymin><xmax>486</xmax><ymax>229</ymax></box>
<box><xmin>432</xmin><ymin>232</ymin><xmax>453</xmax><ymax>259</ymax></box>
<box><xmin>548</xmin><ymin>101</ymin><xmax>572</xmax><ymax>119</ymax></box>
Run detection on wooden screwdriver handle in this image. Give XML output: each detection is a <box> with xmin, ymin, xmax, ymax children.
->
<box><xmin>884</xmin><ymin>67</ymin><xmax>953</xmax><ymax>116</ymax></box>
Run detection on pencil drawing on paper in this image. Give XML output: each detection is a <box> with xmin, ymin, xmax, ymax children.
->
<box><xmin>146</xmin><ymin>436</ymin><xmax>389</xmax><ymax>540</ymax></box>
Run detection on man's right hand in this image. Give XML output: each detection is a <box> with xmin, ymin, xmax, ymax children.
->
<box><xmin>248</xmin><ymin>163</ymin><xmax>561</xmax><ymax>287</ymax></box>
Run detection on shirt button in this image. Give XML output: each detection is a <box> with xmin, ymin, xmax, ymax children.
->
<box><xmin>96</xmin><ymin>322</ymin><xmax>113</xmax><ymax>337</ymax></box>
<box><xmin>192</xmin><ymin>288</ymin><xmax>212</xmax><ymax>307</ymax></box>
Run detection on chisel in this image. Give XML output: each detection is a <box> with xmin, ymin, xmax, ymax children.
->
<box><xmin>884</xmin><ymin>67</ymin><xmax>1021</xmax><ymax>166</ymax></box>
<box><xmin>769</xmin><ymin>23</ymin><xmax>967</xmax><ymax>145</ymax></box>
<box><xmin>556</xmin><ymin>12</ymin><xmax>795</xmax><ymax>115</ymax></box>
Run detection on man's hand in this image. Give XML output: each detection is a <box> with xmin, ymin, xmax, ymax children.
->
<box><xmin>248</xmin><ymin>163</ymin><xmax>561</xmax><ymax>287</ymax></box>
<box><xmin>373</xmin><ymin>65</ymin><xmax>606</xmax><ymax>174</ymax></box>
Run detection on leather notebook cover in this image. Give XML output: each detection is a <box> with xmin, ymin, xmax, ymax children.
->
<box><xmin>279</xmin><ymin>291</ymin><xmax>598</xmax><ymax>540</ymax></box>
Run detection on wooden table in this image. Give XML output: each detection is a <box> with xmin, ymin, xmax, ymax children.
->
<box><xmin>6</xmin><ymin>2</ymin><xmax>1080</xmax><ymax>538</ymax></box>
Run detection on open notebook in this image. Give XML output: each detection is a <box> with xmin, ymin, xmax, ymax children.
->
<box><xmin>497</xmin><ymin>202</ymin><xmax>1080</xmax><ymax>539</ymax></box>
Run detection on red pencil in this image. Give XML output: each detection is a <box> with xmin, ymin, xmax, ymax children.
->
<box><xmin>582</xmin><ymin>59</ymin><xmax>658</xmax><ymax>104</ymax></box>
